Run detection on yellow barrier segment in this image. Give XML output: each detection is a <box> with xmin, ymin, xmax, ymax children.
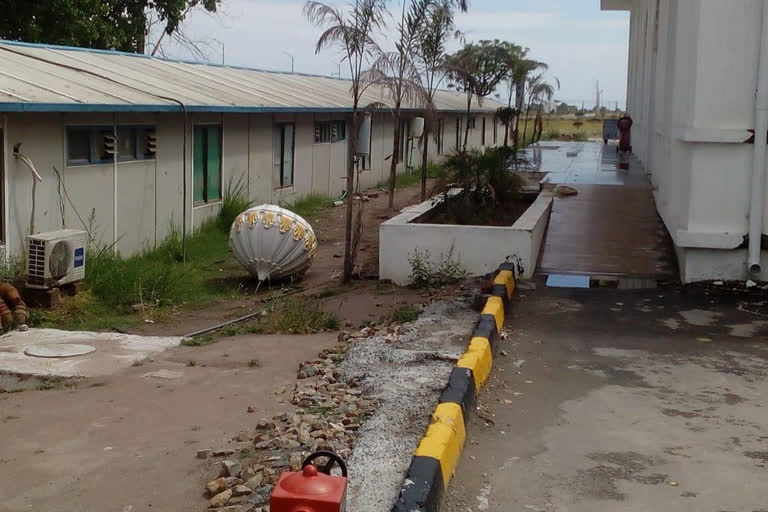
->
<box><xmin>482</xmin><ymin>296</ymin><xmax>505</xmax><ymax>332</ymax></box>
<box><xmin>457</xmin><ymin>337</ymin><xmax>493</xmax><ymax>389</ymax></box>
<box><xmin>414</xmin><ymin>402</ymin><xmax>466</xmax><ymax>487</ymax></box>
<box><xmin>494</xmin><ymin>270</ymin><xmax>515</xmax><ymax>299</ymax></box>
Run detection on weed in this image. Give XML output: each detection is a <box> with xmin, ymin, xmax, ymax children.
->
<box><xmin>375</xmin><ymin>162</ymin><xmax>445</xmax><ymax>190</ymax></box>
<box><xmin>306</xmin><ymin>405</ymin><xmax>335</xmax><ymax>416</ymax></box>
<box><xmin>391</xmin><ymin>306</ymin><xmax>421</xmax><ymax>324</ymax></box>
<box><xmin>247</xmin><ymin>359</ymin><xmax>261</xmax><ymax>368</ymax></box>
<box><xmin>186</xmin><ymin>360</ymin><xmax>197</xmax><ymax>367</ymax></box>
<box><xmin>573</xmin><ymin>131</ymin><xmax>588</xmax><ymax>142</ymax></box>
<box><xmin>181</xmin><ymin>334</ymin><xmax>216</xmax><ymax>347</ymax></box>
<box><xmin>317</xmin><ymin>287</ymin><xmax>343</xmax><ymax>299</ymax></box>
<box><xmin>0</xmin><ymin>254</ymin><xmax>25</xmax><ymax>285</ymax></box>
<box><xmin>89</xmin><ymin>382</ymin><xmax>106</xmax><ymax>388</ymax></box>
<box><xmin>251</xmin><ymin>297</ymin><xmax>340</xmax><ymax>334</ymax></box>
<box><xmin>3</xmin><ymin>415</ymin><xmax>19</xmax><ymax>421</ymax></box>
<box><xmin>217</xmin><ymin>176</ymin><xmax>252</xmax><ymax>233</ymax></box>
<box><xmin>542</xmin><ymin>128</ymin><xmax>561</xmax><ymax>141</ymax></box>
<box><xmin>573</xmin><ymin>120</ymin><xmax>584</xmax><ymax>127</ymax></box>
<box><xmin>289</xmin><ymin>194</ymin><xmax>333</xmax><ymax>220</ymax></box>
<box><xmin>408</xmin><ymin>247</ymin><xmax>467</xmax><ymax>288</ymax></box>
<box><xmin>220</xmin><ymin>327</ymin><xmax>240</xmax><ymax>337</ymax></box>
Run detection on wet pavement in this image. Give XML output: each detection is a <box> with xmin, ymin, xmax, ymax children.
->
<box><xmin>443</xmin><ymin>283</ymin><xmax>768</xmax><ymax>512</ymax></box>
<box><xmin>527</xmin><ymin>141</ymin><xmax>676</xmax><ymax>279</ymax></box>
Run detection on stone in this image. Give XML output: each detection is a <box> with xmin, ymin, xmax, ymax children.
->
<box><xmin>197</xmin><ymin>448</ymin><xmax>213</xmax><ymax>459</ymax></box>
<box><xmin>247</xmin><ymin>406</ymin><xmax>256</xmax><ymax>413</ymax></box>
<box><xmin>213</xmin><ymin>449</ymin><xmax>236</xmax><ymax>456</ymax></box>
<box><xmin>206</xmin><ymin>477</ymin><xmax>229</xmax><ymax>496</ymax></box>
<box><xmin>254</xmin><ymin>440</ymin><xmax>273</xmax><ymax>450</ymax></box>
<box><xmin>209</xmin><ymin>488</ymin><xmax>233</xmax><ymax>508</ymax></box>
<box><xmin>222</xmin><ymin>459</ymin><xmax>242</xmax><ymax>478</ymax></box>
<box><xmin>224</xmin><ymin>476</ymin><xmax>242</xmax><ymax>488</ymax></box>
<box><xmin>232</xmin><ymin>485</ymin><xmax>253</xmax><ymax>497</ymax></box>
<box><xmin>244</xmin><ymin>474</ymin><xmax>264</xmax><ymax>490</ymax></box>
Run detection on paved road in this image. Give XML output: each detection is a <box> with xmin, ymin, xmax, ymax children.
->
<box><xmin>445</xmin><ymin>281</ymin><xmax>768</xmax><ymax>512</ymax></box>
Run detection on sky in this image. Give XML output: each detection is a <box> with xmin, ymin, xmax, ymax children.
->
<box><xmin>156</xmin><ymin>0</ymin><xmax>630</xmax><ymax>108</ymax></box>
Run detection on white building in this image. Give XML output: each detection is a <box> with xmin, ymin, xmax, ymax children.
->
<box><xmin>603</xmin><ymin>0</ymin><xmax>768</xmax><ymax>282</ymax></box>
<box><xmin>0</xmin><ymin>41</ymin><xmax>501</xmax><ymax>257</ymax></box>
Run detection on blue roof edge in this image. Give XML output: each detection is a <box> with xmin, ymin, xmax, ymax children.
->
<box><xmin>0</xmin><ymin>103</ymin><xmax>484</xmax><ymax>114</ymax></box>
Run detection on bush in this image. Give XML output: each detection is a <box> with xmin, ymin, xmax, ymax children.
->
<box><xmin>543</xmin><ymin>128</ymin><xmax>561</xmax><ymax>141</ymax></box>
<box><xmin>408</xmin><ymin>247</ymin><xmax>467</xmax><ymax>288</ymax></box>
<box><xmin>573</xmin><ymin>120</ymin><xmax>584</xmax><ymax>127</ymax></box>
<box><xmin>250</xmin><ymin>297</ymin><xmax>340</xmax><ymax>334</ymax></box>
<box><xmin>391</xmin><ymin>306</ymin><xmax>422</xmax><ymax>324</ymax></box>
<box><xmin>434</xmin><ymin>147</ymin><xmax>526</xmax><ymax>225</ymax></box>
<box><xmin>573</xmin><ymin>131</ymin><xmax>588</xmax><ymax>142</ymax></box>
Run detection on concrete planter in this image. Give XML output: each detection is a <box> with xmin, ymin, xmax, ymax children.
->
<box><xmin>379</xmin><ymin>191</ymin><xmax>553</xmax><ymax>285</ymax></box>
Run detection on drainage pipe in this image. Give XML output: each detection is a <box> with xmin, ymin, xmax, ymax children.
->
<box><xmin>748</xmin><ymin>0</ymin><xmax>768</xmax><ymax>275</ymax></box>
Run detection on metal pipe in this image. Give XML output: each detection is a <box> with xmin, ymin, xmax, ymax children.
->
<box><xmin>748</xmin><ymin>0</ymin><xmax>768</xmax><ymax>275</ymax></box>
<box><xmin>113</xmin><ymin>112</ymin><xmax>118</xmax><ymax>254</ymax></box>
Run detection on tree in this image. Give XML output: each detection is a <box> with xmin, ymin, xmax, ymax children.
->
<box><xmin>445</xmin><ymin>40</ymin><xmax>508</xmax><ymax>152</ymax></box>
<box><xmin>305</xmin><ymin>0</ymin><xmax>387</xmax><ymax>283</ymax></box>
<box><xmin>497</xmin><ymin>41</ymin><xmax>525</xmax><ymax>146</ymax></box>
<box><xmin>507</xmin><ymin>52</ymin><xmax>547</xmax><ymax>148</ymax></box>
<box><xmin>521</xmin><ymin>72</ymin><xmax>559</xmax><ymax>147</ymax></box>
<box><xmin>0</xmin><ymin>0</ymin><xmax>220</xmax><ymax>53</ymax></box>
<box><xmin>370</xmin><ymin>0</ymin><xmax>431</xmax><ymax>213</ymax></box>
<box><xmin>415</xmin><ymin>0</ymin><xmax>464</xmax><ymax>200</ymax></box>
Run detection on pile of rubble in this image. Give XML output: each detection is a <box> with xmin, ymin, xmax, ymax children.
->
<box><xmin>201</xmin><ymin>328</ymin><xmax>395</xmax><ymax>511</ymax></box>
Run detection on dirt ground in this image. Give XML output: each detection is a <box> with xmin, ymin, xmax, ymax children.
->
<box><xmin>445</xmin><ymin>281</ymin><xmax>768</xmax><ymax>512</ymax></box>
<box><xmin>0</xmin><ymin>183</ymin><xmax>434</xmax><ymax>512</ymax></box>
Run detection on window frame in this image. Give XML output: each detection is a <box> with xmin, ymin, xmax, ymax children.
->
<box><xmin>275</xmin><ymin>122</ymin><xmax>296</xmax><ymax>189</ymax></box>
<box><xmin>481</xmin><ymin>117</ymin><xmax>486</xmax><ymax>145</ymax></box>
<box><xmin>66</xmin><ymin>125</ymin><xmax>156</xmax><ymax>167</ymax></box>
<box><xmin>193</xmin><ymin>124</ymin><xmax>223</xmax><ymax>205</ymax></box>
<box><xmin>359</xmin><ymin>117</ymin><xmax>373</xmax><ymax>171</ymax></box>
<box><xmin>313</xmin><ymin>120</ymin><xmax>346</xmax><ymax>144</ymax></box>
<box><xmin>437</xmin><ymin>119</ymin><xmax>445</xmax><ymax>155</ymax></box>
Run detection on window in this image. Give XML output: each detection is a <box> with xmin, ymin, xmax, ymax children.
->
<box><xmin>359</xmin><ymin>118</ymin><xmax>373</xmax><ymax>170</ymax></box>
<box><xmin>313</xmin><ymin>120</ymin><xmax>346</xmax><ymax>143</ymax></box>
<box><xmin>66</xmin><ymin>125</ymin><xmax>156</xmax><ymax>166</ymax></box>
<box><xmin>398</xmin><ymin>120</ymin><xmax>409</xmax><ymax>163</ymax></box>
<box><xmin>274</xmin><ymin>123</ymin><xmax>295</xmax><ymax>188</ymax></box>
<box><xmin>468</xmin><ymin>117</ymin><xmax>477</xmax><ymax>129</ymax></box>
<box><xmin>493</xmin><ymin>118</ymin><xmax>498</xmax><ymax>145</ymax></box>
<box><xmin>437</xmin><ymin>119</ymin><xmax>445</xmax><ymax>155</ymax></box>
<box><xmin>481</xmin><ymin>117</ymin><xmax>486</xmax><ymax>145</ymax></box>
<box><xmin>455</xmin><ymin>118</ymin><xmax>462</xmax><ymax>149</ymax></box>
<box><xmin>193</xmin><ymin>125</ymin><xmax>222</xmax><ymax>204</ymax></box>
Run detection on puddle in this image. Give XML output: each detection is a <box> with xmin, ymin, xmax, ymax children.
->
<box><xmin>679</xmin><ymin>309</ymin><xmax>721</xmax><ymax>326</ymax></box>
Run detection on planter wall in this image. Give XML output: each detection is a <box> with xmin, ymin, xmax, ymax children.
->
<box><xmin>380</xmin><ymin>191</ymin><xmax>553</xmax><ymax>285</ymax></box>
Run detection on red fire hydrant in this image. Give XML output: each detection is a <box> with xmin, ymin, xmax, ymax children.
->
<box><xmin>270</xmin><ymin>451</ymin><xmax>348</xmax><ymax>512</ymax></box>
<box><xmin>617</xmin><ymin>114</ymin><xmax>633</xmax><ymax>153</ymax></box>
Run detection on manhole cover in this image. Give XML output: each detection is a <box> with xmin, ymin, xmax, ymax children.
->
<box><xmin>25</xmin><ymin>343</ymin><xmax>96</xmax><ymax>358</ymax></box>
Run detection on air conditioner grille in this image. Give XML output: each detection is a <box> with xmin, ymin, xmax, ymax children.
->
<box><xmin>28</xmin><ymin>239</ymin><xmax>45</xmax><ymax>286</ymax></box>
<box><xmin>49</xmin><ymin>241</ymin><xmax>72</xmax><ymax>280</ymax></box>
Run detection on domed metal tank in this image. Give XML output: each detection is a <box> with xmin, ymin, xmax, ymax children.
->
<box><xmin>229</xmin><ymin>204</ymin><xmax>318</xmax><ymax>281</ymax></box>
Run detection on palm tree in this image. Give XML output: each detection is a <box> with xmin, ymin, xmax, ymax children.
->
<box><xmin>521</xmin><ymin>72</ymin><xmax>559</xmax><ymax>147</ymax></box>
<box><xmin>370</xmin><ymin>0</ymin><xmax>432</xmax><ymax>213</ymax></box>
<box><xmin>415</xmin><ymin>0</ymin><xmax>463</xmax><ymax>200</ymax></box>
<box><xmin>509</xmin><ymin>53</ymin><xmax>548</xmax><ymax>147</ymax></box>
<box><xmin>304</xmin><ymin>0</ymin><xmax>387</xmax><ymax>283</ymax></box>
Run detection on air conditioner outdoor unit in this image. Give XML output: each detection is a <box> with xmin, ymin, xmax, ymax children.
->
<box><xmin>26</xmin><ymin>229</ymin><xmax>87</xmax><ymax>289</ymax></box>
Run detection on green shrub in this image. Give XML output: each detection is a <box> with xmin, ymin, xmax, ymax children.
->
<box><xmin>573</xmin><ymin>131</ymin><xmax>588</xmax><ymax>142</ymax></box>
<box><xmin>542</xmin><ymin>128</ymin><xmax>561</xmax><ymax>141</ymax></box>
<box><xmin>391</xmin><ymin>306</ymin><xmax>422</xmax><ymax>324</ymax></box>
<box><xmin>408</xmin><ymin>247</ymin><xmax>467</xmax><ymax>289</ymax></box>
<box><xmin>573</xmin><ymin>120</ymin><xmax>584</xmax><ymax>127</ymax></box>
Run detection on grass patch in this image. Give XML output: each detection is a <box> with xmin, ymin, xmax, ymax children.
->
<box><xmin>247</xmin><ymin>296</ymin><xmax>340</xmax><ymax>334</ymax></box>
<box><xmin>390</xmin><ymin>306</ymin><xmax>422</xmax><ymax>324</ymax></box>
<box><xmin>316</xmin><ymin>287</ymin><xmax>343</xmax><ymax>299</ymax></box>
<box><xmin>89</xmin><ymin>382</ymin><xmax>106</xmax><ymax>388</ymax></box>
<box><xmin>375</xmin><ymin>161</ymin><xmax>445</xmax><ymax>190</ymax></box>
<box><xmin>33</xmin><ymin>183</ymin><xmax>254</xmax><ymax>331</ymax></box>
<box><xmin>181</xmin><ymin>334</ymin><xmax>216</xmax><ymax>347</ymax></box>
<box><xmin>186</xmin><ymin>360</ymin><xmax>197</xmax><ymax>367</ymax></box>
<box><xmin>247</xmin><ymin>359</ymin><xmax>261</xmax><ymax>368</ymax></box>
<box><xmin>289</xmin><ymin>194</ymin><xmax>334</xmax><ymax>220</ymax></box>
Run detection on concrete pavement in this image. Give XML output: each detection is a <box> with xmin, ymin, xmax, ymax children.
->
<box><xmin>444</xmin><ymin>281</ymin><xmax>768</xmax><ymax>512</ymax></box>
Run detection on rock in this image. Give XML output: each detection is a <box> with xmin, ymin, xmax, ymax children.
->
<box><xmin>254</xmin><ymin>440</ymin><xmax>273</xmax><ymax>450</ymax></box>
<box><xmin>713</xmin><ymin>280</ymin><xmax>724</xmax><ymax>286</ymax></box>
<box><xmin>747</xmin><ymin>280</ymin><xmax>758</xmax><ymax>289</ymax></box>
<box><xmin>222</xmin><ymin>459</ymin><xmax>242</xmax><ymax>478</ymax></box>
<box><xmin>244</xmin><ymin>474</ymin><xmax>264</xmax><ymax>490</ymax></box>
<box><xmin>247</xmin><ymin>406</ymin><xmax>256</xmax><ymax>413</ymax></box>
<box><xmin>279</xmin><ymin>412</ymin><xmax>294</xmax><ymax>422</ymax></box>
<box><xmin>213</xmin><ymin>449</ymin><xmax>236</xmax><ymax>456</ymax></box>
<box><xmin>249</xmin><ymin>485</ymin><xmax>274</xmax><ymax>506</ymax></box>
<box><xmin>209</xmin><ymin>488</ymin><xmax>233</xmax><ymax>508</ymax></box>
<box><xmin>553</xmin><ymin>185</ymin><xmax>578</xmax><ymax>198</ymax></box>
<box><xmin>197</xmin><ymin>448</ymin><xmax>213</xmax><ymax>459</ymax></box>
<box><xmin>206</xmin><ymin>477</ymin><xmax>229</xmax><ymax>496</ymax></box>
<box><xmin>224</xmin><ymin>476</ymin><xmax>242</xmax><ymax>488</ymax></box>
<box><xmin>232</xmin><ymin>485</ymin><xmax>253</xmax><ymax>497</ymax></box>
<box><xmin>256</xmin><ymin>419</ymin><xmax>276</xmax><ymax>430</ymax></box>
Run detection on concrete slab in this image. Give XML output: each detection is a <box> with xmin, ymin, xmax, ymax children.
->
<box><xmin>443</xmin><ymin>283</ymin><xmax>768</xmax><ymax>512</ymax></box>
<box><xmin>0</xmin><ymin>328</ymin><xmax>182</xmax><ymax>380</ymax></box>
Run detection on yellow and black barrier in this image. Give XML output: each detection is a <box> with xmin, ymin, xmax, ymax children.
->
<box><xmin>391</xmin><ymin>263</ymin><xmax>516</xmax><ymax>512</ymax></box>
